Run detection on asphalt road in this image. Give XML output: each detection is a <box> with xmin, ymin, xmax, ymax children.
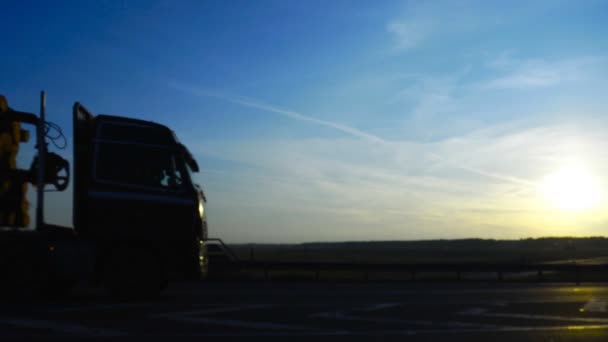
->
<box><xmin>3</xmin><ymin>281</ymin><xmax>608</xmax><ymax>341</ymax></box>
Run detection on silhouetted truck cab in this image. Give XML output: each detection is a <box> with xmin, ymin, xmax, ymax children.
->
<box><xmin>0</xmin><ymin>94</ymin><xmax>207</xmax><ymax>298</ymax></box>
<box><xmin>73</xmin><ymin>103</ymin><xmax>208</xmax><ymax>297</ymax></box>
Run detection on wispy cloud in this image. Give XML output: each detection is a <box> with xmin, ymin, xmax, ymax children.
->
<box><xmin>168</xmin><ymin>81</ymin><xmax>388</xmax><ymax>145</ymax></box>
<box><xmin>171</xmin><ymin>80</ymin><xmax>543</xmax><ymax>189</ymax></box>
<box><xmin>482</xmin><ymin>56</ymin><xmax>599</xmax><ymax>90</ymax></box>
<box><xmin>385</xmin><ymin>1</ymin><xmax>497</xmax><ymax>51</ymax></box>
<box><xmin>191</xmin><ymin>119</ymin><xmax>608</xmax><ymax>242</ymax></box>
<box><xmin>386</xmin><ymin>19</ymin><xmax>432</xmax><ymax>50</ymax></box>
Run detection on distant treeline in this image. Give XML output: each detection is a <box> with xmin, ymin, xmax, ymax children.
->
<box><xmin>229</xmin><ymin>237</ymin><xmax>608</xmax><ymax>263</ymax></box>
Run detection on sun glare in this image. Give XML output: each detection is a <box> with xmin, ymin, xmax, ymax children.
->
<box><xmin>541</xmin><ymin>166</ymin><xmax>603</xmax><ymax>211</ymax></box>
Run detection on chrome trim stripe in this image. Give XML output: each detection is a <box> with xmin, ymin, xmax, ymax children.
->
<box><xmin>88</xmin><ymin>191</ymin><xmax>195</xmax><ymax>205</ymax></box>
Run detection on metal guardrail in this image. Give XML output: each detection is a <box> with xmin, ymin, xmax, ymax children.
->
<box><xmin>201</xmin><ymin>242</ymin><xmax>608</xmax><ymax>284</ymax></box>
<box><xmin>214</xmin><ymin>260</ymin><xmax>608</xmax><ymax>285</ymax></box>
<box><xmin>204</xmin><ymin>238</ymin><xmax>240</xmax><ymax>262</ymax></box>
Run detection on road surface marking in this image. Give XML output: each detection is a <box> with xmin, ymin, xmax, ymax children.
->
<box><xmin>355</xmin><ymin>302</ymin><xmax>401</xmax><ymax>312</ymax></box>
<box><xmin>312</xmin><ymin>310</ymin><xmax>501</xmax><ymax>329</ymax></box>
<box><xmin>123</xmin><ymin>324</ymin><xmax>608</xmax><ymax>337</ymax></box>
<box><xmin>583</xmin><ymin>299</ymin><xmax>607</xmax><ymax>312</ymax></box>
<box><xmin>457</xmin><ymin>307</ymin><xmax>487</xmax><ymax>315</ymax></box>
<box><xmin>459</xmin><ymin>306</ymin><xmax>608</xmax><ymax>323</ymax></box>
<box><xmin>0</xmin><ymin>317</ymin><xmax>127</xmax><ymax>337</ymax></box>
<box><xmin>167</xmin><ymin>316</ymin><xmax>321</xmax><ymax>331</ymax></box>
<box><xmin>152</xmin><ymin>304</ymin><xmax>331</xmax><ymax>332</ymax></box>
<box><xmin>149</xmin><ymin>304</ymin><xmax>274</xmax><ymax>318</ymax></box>
<box><xmin>192</xmin><ymin>286</ymin><xmax>608</xmax><ymax>297</ymax></box>
<box><xmin>46</xmin><ymin>303</ymin><xmax>152</xmax><ymax>313</ymax></box>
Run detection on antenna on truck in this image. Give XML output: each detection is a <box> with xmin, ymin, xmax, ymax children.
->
<box><xmin>35</xmin><ymin>91</ymin><xmax>46</xmax><ymax>230</ymax></box>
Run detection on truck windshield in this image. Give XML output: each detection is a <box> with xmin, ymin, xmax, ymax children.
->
<box><xmin>184</xmin><ymin>162</ymin><xmax>196</xmax><ymax>184</ymax></box>
<box><xmin>96</xmin><ymin>143</ymin><xmax>183</xmax><ymax>191</ymax></box>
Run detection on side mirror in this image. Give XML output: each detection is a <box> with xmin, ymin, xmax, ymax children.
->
<box><xmin>189</xmin><ymin>159</ymin><xmax>199</xmax><ymax>173</ymax></box>
<box><xmin>0</xmin><ymin>95</ymin><xmax>8</xmax><ymax>112</ymax></box>
<box><xmin>178</xmin><ymin>143</ymin><xmax>199</xmax><ymax>172</ymax></box>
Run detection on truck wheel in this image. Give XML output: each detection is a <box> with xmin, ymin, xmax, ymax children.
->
<box><xmin>0</xmin><ymin>246</ymin><xmax>44</xmax><ymax>299</ymax></box>
<box><xmin>103</xmin><ymin>246</ymin><xmax>166</xmax><ymax>300</ymax></box>
<box><xmin>1</xmin><ymin>260</ymin><xmax>37</xmax><ymax>298</ymax></box>
<box><xmin>42</xmin><ymin>275</ymin><xmax>77</xmax><ymax>299</ymax></box>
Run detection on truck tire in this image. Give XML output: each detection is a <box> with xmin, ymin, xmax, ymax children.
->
<box><xmin>103</xmin><ymin>246</ymin><xmax>166</xmax><ymax>300</ymax></box>
<box><xmin>0</xmin><ymin>245</ymin><xmax>45</xmax><ymax>299</ymax></box>
<box><xmin>0</xmin><ymin>258</ymin><xmax>38</xmax><ymax>298</ymax></box>
<box><xmin>42</xmin><ymin>275</ymin><xmax>77</xmax><ymax>299</ymax></box>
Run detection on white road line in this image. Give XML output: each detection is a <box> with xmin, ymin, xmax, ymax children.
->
<box><xmin>311</xmin><ymin>302</ymin><xmax>499</xmax><ymax>329</ymax></box>
<box><xmin>0</xmin><ymin>317</ymin><xmax>128</xmax><ymax>337</ymax></box>
<box><xmin>312</xmin><ymin>311</ymin><xmax>502</xmax><ymax>329</ymax></box>
<box><xmin>457</xmin><ymin>307</ymin><xmax>488</xmax><ymax>315</ymax></box>
<box><xmin>123</xmin><ymin>324</ymin><xmax>608</xmax><ymax>337</ymax></box>
<box><xmin>169</xmin><ymin>316</ymin><xmax>320</xmax><ymax>331</ymax></box>
<box><xmin>152</xmin><ymin>304</ymin><xmax>329</xmax><ymax>332</ymax></box>
<box><xmin>46</xmin><ymin>303</ymin><xmax>152</xmax><ymax>313</ymax></box>
<box><xmin>190</xmin><ymin>286</ymin><xmax>608</xmax><ymax>297</ymax></box>
<box><xmin>458</xmin><ymin>304</ymin><xmax>608</xmax><ymax>324</ymax></box>
<box><xmin>356</xmin><ymin>302</ymin><xmax>401</xmax><ymax>312</ymax></box>
<box><xmin>485</xmin><ymin>298</ymin><xmax>598</xmax><ymax>304</ymax></box>
<box><xmin>149</xmin><ymin>304</ymin><xmax>275</xmax><ymax>318</ymax></box>
<box><xmin>462</xmin><ymin>311</ymin><xmax>608</xmax><ymax>324</ymax></box>
<box><xmin>583</xmin><ymin>299</ymin><xmax>607</xmax><ymax>313</ymax></box>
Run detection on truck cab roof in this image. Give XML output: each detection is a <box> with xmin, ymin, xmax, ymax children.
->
<box><xmin>96</xmin><ymin>114</ymin><xmax>170</xmax><ymax>130</ymax></box>
<box><xmin>95</xmin><ymin>114</ymin><xmax>178</xmax><ymax>146</ymax></box>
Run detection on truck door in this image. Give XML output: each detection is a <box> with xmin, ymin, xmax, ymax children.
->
<box><xmin>73</xmin><ymin>103</ymin><xmax>94</xmax><ymax>234</ymax></box>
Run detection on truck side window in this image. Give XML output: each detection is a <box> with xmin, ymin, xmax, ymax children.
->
<box><xmin>160</xmin><ymin>158</ymin><xmax>183</xmax><ymax>189</ymax></box>
<box><xmin>96</xmin><ymin>142</ymin><xmax>183</xmax><ymax>191</ymax></box>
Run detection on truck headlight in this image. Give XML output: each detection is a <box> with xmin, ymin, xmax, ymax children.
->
<box><xmin>198</xmin><ymin>201</ymin><xmax>204</xmax><ymax>218</ymax></box>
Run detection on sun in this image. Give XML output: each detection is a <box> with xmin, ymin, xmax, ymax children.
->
<box><xmin>540</xmin><ymin>166</ymin><xmax>603</xmax><ymax>211</ymax></box>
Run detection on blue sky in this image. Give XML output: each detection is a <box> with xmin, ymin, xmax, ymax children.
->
<box><xmin>2</xmin><ymin>0</ymin><xmax>608</xmax><ymax>242</ymax></box>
